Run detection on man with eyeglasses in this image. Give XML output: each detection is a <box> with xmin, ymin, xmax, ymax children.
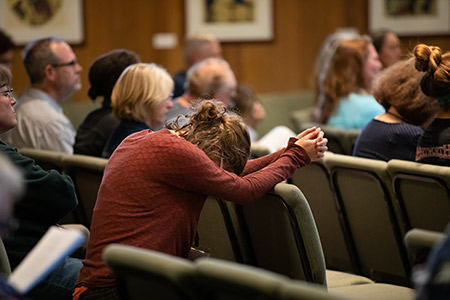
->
<box><xmin>1</xmin><ymin>36</ymin><xmax>82</xmax><ymax>154</ymax></box>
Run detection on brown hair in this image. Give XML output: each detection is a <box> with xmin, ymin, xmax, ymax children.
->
<box><xmin>233</xmin><ymin>84</ymin><xmax>260</xmax><ymax>121</ymax></box>
<box><xmin>167</xmin><ymin>100</ymin><xmax>250</xmax><ymax>175</ymax></box>
<box><xmin>414</xmin><ymin>44</ymin><xmax>450</xmax><ymax>104</ymax></box>
<box><xmin>318</xmin><ymin>37</ymin><xmax>371</xmax><ymax>124</ymax></box>
<box><xmin>372</xmin><ymin>58</ymin><xmax>438</xmax><ymax>127</ymax></box>
<box><xmin>0</xmin><ymin>64</ymin><xmax>12</xmax><ymax>88</ymax></box>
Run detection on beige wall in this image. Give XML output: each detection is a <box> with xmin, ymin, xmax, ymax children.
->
<box><xmin>8</xmin><ymin>0</ymin><xmax>450</xmax><ymax>101</ymax></box>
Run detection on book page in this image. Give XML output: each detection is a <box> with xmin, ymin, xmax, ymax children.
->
<box><xmin>8</xmin><ymin>225</ymin><xmax>85</xmax><ymax>294</ymax></box>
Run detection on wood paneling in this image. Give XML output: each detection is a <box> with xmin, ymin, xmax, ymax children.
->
<box><xmin>8</xmin><ymin>0</ymin><xmax>450</xmax><ymax>101</ymax></box>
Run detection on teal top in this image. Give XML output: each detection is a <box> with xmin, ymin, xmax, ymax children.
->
<box><xmin>327</xmin><ymin>92</ymin><xmax>385</xmax><ymax>130</ymax></box>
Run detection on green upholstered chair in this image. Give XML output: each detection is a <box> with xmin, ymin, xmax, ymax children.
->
<box><xmin>325</xmin><ymin>154</ymin><xmax>410</xmax><ymax>286</ymax></box>
<box><xmin>290</xmin><ymin>152</ymin><xmax>356</xmax><ymax>273</ymax></box>
<box><xmin>103</xmin><ymin>244</ymin><xmax>198</xmax><ymax>300</ymax></box>
<box><xmin>18</xmin><ymin>147</ymin><xmax>66</xmax><ymax>172</ymax></box>
<box><xmin>61</xmin><ymin>154</ymin><xmax>108</xmax><ymax>228</ymax></box>
<box><xmin>387</xmin><ymin>159</ymin><xmax>450</xmax><ymax>233</ymax></box>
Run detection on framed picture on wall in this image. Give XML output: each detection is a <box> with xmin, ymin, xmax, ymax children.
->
<box><xmin>368</xmin><ymin>0</ymin><xmax>450</xmax><ymax>36</ymax></box>
<box><xmin>185</xmin><ymin>0</ymin><xmax>273</xmax><ymax>42</ymax></box>
<box><xmin>0</xmin><ymin>0</ymin><xmax>84</xmax><ymax>45</ymax></box>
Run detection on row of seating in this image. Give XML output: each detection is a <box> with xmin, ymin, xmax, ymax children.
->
<box><xmin>104</xmin><ymin>243</ymin><xmax>415</xmax><ymax>300</ymax></box>
<box><xmin>290</xmin><ymin>153</ymin><xmax>450</xmax><ymax>286</ymax></box>
<box><xmin>18</xmin><ymin>148</ymin><xmax>107</xmax><ymax>228</ymax></box>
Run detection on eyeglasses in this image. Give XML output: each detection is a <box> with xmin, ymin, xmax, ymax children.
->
<box><xmin>1</xmin><ymin>88</ymin><xmax>14</xmax><ymax>99</ymax></box>
<box><xmin>51</xmin><ymin>59</ymin><xmax>78</xmax><ymax>68</ymax></box>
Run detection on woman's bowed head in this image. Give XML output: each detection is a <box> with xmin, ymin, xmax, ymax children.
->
<box><xmin>168</xmin><ymin>100</ymin><xmax>327</xmax><ymax>173</ymax></box>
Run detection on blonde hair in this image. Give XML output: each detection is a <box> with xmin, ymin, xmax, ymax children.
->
<box><xmin>167</xmin><ymin>100</ymin><xmax>250</xmax><ymax>175</ymax></box>
<box><xmin>111</xmin><ymin>63</ymin><xmax>174</xmax><ymax>122</ymax></box>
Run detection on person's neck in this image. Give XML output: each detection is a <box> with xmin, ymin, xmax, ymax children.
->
<box><xmin>31</xmin><ymin>83</ymin><xmax>63</xmax><ymax>104</ymax></box>
<box><xmin>436</xmin><ymin>107</ymin><xmax>450</xmax><ymax>119</ymax></box>
<box><xmin>375</xmin><ymin>107</ymin><xmax>406</xmax><ymax>123</ymax></box>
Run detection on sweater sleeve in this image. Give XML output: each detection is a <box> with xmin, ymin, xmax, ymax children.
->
<box><xmin>0</xmin><ymin>142</ymin><xmax>78</xmax><ymax>224</ymax></box>
<box><xmin>158</xmin><ymin>136</ymin><xmax>310</xmax><ymax>204</ymax></box>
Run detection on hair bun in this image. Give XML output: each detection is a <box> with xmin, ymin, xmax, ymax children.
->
<box><xmin>192</xmin><ymin>100</ymin><xmax>226</xmax><ymax>125</ymax></box>
<box><xmin>414</xmin><ymin>44</ymin><xmax>442</xmax><ymax>73</ymax></box>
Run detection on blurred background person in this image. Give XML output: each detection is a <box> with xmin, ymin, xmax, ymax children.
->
<box><xmin>414</xmin><ymin>44</ymin><xmax>450</xmax><ymax>166</ymax></box>
<box><xmin>353</xmin><ymin>58</ymin><xmax>438</xmax><ymax>161</ymax></box>
<box><xmin>232</xmin><ymin>83</ymin><xmax>266</xmax><ymax>142</ymax></box>
<box><xmin>102</xmin><ymin>63</ymin><xmax>174</xmax><ymax>158</ymax></box>
<box><xmin>1</xmin><ymin>36</ymin><xmax>82</xmax><ymax>154</ymax></box>
<box><xmin>370</xmin><ymin>29</ymin><xmax>402</xmax><ymax>69</ymax></box>
<box><xmin>173</xmin><ymin>32</ymin><xmax>222</xmax><ymax>98</ymax></box>
<box><xmin>164</xmin><ymin>58</ymin><xmax>237</xmax><ymax>125</ymax></box>
<box><xmin>0</xmin><ymin>30</ymin><xmax>14</xmax><ymax>69</ymax></box>
<box><xmin>74</xmin><ymin>49</ymin><xmax>140</xmax><ymax>157</ymax></box>
<box><xmin>313</xmin><ymin>35</ymin><xmax>384</xmax><ymax>130</ymax></box>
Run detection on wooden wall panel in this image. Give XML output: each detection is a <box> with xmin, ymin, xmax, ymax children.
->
<box><xmin>8</xmin><ymin>0</ymin><xmax>450</xmax><ymax>101</ymax></box>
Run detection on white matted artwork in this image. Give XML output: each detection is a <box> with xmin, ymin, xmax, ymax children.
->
<box><xmin>0</xmin><ymin>0</ymin><xmax>84</xmax><ymax>45</ymax></box>
<box><xmin>368</xmin><ymin>0</ymin><xmax>450</xmax><ymax>36</ymax></box>
<box><xmin>186</xmin><ymin>0</ymin><xmax>273</xmax><ymax>42</ymax></box>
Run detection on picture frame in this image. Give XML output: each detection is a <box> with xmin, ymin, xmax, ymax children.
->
<box><xmin>185</xmin><ymin>0</ymin><xmax>273</xmax><ymax>42</ymax></box>
<box><xmin>0</xmin><ymin>0</ymin><xmax>84</xmax><ymax>45</ymax></box>
<box><xmin>368</xmin><ymin>0</ymin><xmax>450</xmax><ymax>36</ymax></box>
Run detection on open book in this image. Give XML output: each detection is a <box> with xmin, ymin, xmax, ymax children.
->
<box><xmin>8</xmin><ymin>225</ymin><xmax>85</xmax><ymax>294</ymax></box>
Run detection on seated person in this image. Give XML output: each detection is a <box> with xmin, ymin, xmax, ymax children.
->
<box><xmin>0</xmin><ymin>65</ymin><xmax>81</xmax><ymax>299</ymax></box>
<box><xmin>414</xmin><ymin>44</ymin><xmax>450</xmax><ymax>166</ymax></box>
<box><xmin>74</xmin><ymin>49</ymin><xmax>140</xmax><ymax>157</ymax></box>
<box><xmin>232</xmin><ymin>83</ymin><xmax>266</xmax><ymax>142</ymax></box>
<box><xmin>353</xmin><ymin>58</ymin><xmax>438</xmax><ymax>161</ymax></box>
<box><xmin>370</xmin><ymin>29</ymin><xmax>402</xmax><ymax>69</ymax></box>
<box><xmin>0</xmin><ymin>153</ymin><xmax>26</xmax><ymax>300</ymax></box>
<box><xmin>102</xmin><ymin>63</ymin><xmax>174</xmax><ymax>158</ymax></box>
<box><xmin>74</xmin><ymin>100</ymin><xmax>327</xmax><ymax>299</ymax></box>
<box><xmin>313</xmin><ymin>34</ymin><xmax>384</xmax><ymax>130</ymax></box>
<box><xmin>164</xmin><ymin>58</ymin><xmax>237</xmax><ymax>126</ymax></box>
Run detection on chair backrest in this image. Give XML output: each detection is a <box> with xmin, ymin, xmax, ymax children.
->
<box><xmin>195</xmin><ymin>257</ymin><xmax>287</xmax><ymax>300</ymax></box>
<box><xmin>235</xmin><ymin>182</ymin><xmax>327</xmax><ymax>285</ymax></box>
<box><xmin>103</xmin><ymin>244</ymin><xmax>197</xmax><ymax>300</ymax></box>
<box><xmin>62</xmin><ymin>154</ymin><xmax>108</xmax><ymax>228</ymax></box>
<box><xmin>250</xmin><ymin>144</ymin><xmax>271</xmax><ymax>158</ymax></box>
<box><xmin>387</xmin><ymin>159</ymin><xmax>450</xmax><ymax>233</ymax></box>
<box><xmin>0</xmin><ymin>238</ymin><xmax>11</xmax><ymax>275</ymax></box>
<box><xmin>325</xmin><ymin>154</ymin><xmax>411</xmax><ymax>285</ymax></box>
<box><xmin>18</xmin><ymin>147</ymin><xmax>66</xmax><ymax>172</ymax></box>
<box><xmin>290</xmin><ymin>152</ymin><xmax>355</xmax><ymax>273</ymax></box>
<box><xmin>404</xmin><ymin>228</ymin><xmax>447</xmax><ymax>267</ymax></box>
<box><xmin>197</xmin><ymin>196</ymin><xmax>243</xmax><ymax>262</ymax></box>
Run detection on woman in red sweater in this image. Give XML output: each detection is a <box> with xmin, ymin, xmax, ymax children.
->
<box><xmin>74</xmin><ymin>100</ymin><xmax>327</xmax><ymax>300</ymax></box>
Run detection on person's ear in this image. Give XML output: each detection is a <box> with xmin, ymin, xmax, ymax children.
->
<box><xmin>44</xmin><ymin>64</ymin><xmax>57</xmax><ymax>82</ymax></box>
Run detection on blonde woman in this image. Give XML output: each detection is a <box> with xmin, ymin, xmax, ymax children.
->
<box><xmin>102</xmin><ymin>63</ymin><xmax>174</xmax><ymax>158</ymax></box>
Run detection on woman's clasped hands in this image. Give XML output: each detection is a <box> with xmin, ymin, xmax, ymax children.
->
<box><xmin>295</xmin><ymin>127</ymin><xmax>328</xmax><ymax>161</ymax></box>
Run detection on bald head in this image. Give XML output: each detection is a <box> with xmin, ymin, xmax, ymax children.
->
<box><xmin>184</xmin><ymin>32</ymin><xmax>222</xmax><ymax>67</ymax></box>
<box><xmin>186</xmin><ymin>58</ymin><xmax>237</xmax><ymax>108</ymax></box>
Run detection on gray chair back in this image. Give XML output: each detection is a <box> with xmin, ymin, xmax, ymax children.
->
<box><xmin>325</xmin><ymin>154</ymin><xmax>410</xmax><ymax>286</ymax></box>
<box><xmin>62</xmin><ymin>154</ymin><xmax>108</xmax><ymax>228</ymax></box>
<box><xmin>235</xmin><ymin>182</ymin><xmax>327</xmax><ymax>285</ymax></box>
<box><xmin>0</xmin><ymin>238</ymin><xmax>11</xmax><ymax>275</ymax></box>
<box><xmin>103</xmin><ymin>244</ymin><xmax>197</xmax><ymax>300</ymax></box>
<box><xmin>290</xmin><ymin>152</ymin><xmax>355</xmax><ymax>273</ymax></box>
<box><xmin>387</xmin><ymin>159</ymin><xmax>450</xmax><ymax>233</ymax></box>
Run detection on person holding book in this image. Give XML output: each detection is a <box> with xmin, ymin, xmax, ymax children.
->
<box><xmin>0</xmin><ymin>64</ymin><xmax>81</xmax><ymax>299</ymax></box>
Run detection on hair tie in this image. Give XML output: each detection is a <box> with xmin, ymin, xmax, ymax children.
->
<box><xmin>437</xmin><ymin>93</ymin><xmax>450</xmax><ymax>106</ymax></box>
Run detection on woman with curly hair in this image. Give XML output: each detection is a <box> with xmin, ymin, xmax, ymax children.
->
<box><xmin>74</xmin><ymin>100</ymin><xmax>327</xmax><ymax>300</ymax></box>
<box><xmin>414</xmin><ymin>44</ymin><xmax>450</xmax><ymax>166</ymax></box>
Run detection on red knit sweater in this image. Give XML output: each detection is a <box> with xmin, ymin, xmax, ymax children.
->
<box><xmin>76</xmin><ymin>129</ymin><xmax>310</xmax><ymax>288</ymax></box>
